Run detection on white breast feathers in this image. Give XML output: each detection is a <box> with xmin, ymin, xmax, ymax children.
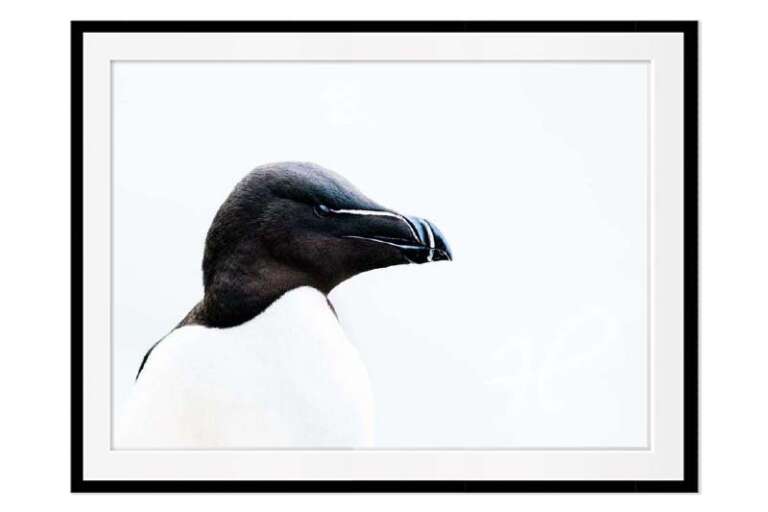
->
<box><xmin>115</xmin><ymin>287</ymin><xmax>375</xmax><ymax>449</ymax></box>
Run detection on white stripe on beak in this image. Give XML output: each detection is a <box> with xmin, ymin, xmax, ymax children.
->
<box><xmin>328</xmin><ymin>208</ymin><xmax>420</xmax><ymax>243</ymax></box>
<box><xmin>420</xmin><ymin>219</ymin><xmax>436</xmax><ymax>262</ymax></box>
<box><xmin>342</xmin><ymin>235</ymin><xmax>424</xmax><ymax>251</ymax></box>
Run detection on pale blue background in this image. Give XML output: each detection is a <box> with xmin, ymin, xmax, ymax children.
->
<box><xmin>113</xmin><ymin>61</ymin><xmax>648</xmax><ymax>447</ymax></box>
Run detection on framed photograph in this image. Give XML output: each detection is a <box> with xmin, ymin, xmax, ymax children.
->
<box><xmin>72</xmin><ymin>20</ymin><xmax>698</xmax><ymax>492</ymax></box>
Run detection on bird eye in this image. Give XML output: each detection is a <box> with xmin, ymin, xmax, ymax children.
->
<box><xmin>314</xmin><ymin>204</ymin><xmax>332</xmax><ymax>218</ymax></box>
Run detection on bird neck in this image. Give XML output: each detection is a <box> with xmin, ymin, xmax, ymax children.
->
<box><xmin>181</xmin><ymin>263</ymin><xmax>325</xmax><ymax>328</ymax></box>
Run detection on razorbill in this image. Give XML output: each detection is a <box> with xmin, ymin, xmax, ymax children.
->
<box><xmin>115</xmin><ymin>161</ymin><xmax>451</xmax><ymax>449</ymax></box>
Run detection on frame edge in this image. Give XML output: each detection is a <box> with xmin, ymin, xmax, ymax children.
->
<box><xmin>71</xmin><ymin>19</ymin><xmax>700</xmax><ymax>494</ymax></box>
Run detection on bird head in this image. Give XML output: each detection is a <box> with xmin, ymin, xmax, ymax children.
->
<box><xmin>199</xmin><ymin>162</ymin><xmax>451</xmax><ymax>326</ymax></box>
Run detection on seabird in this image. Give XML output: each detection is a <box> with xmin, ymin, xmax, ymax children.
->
<box><xmin>115</xmin><ymin>161</ymin><xmax>451</xmax><ymax>449</ymax></box>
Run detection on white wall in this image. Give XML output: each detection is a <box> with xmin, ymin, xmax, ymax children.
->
<box><xmin>113</xmin><ymin>61</ymin><xmax>648</xmax><ymax>447</ymax></box>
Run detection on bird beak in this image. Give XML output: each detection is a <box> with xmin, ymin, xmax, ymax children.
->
<box><xmin>402</xmin><ymin>216</ymin><xmax>452</xmax><ymax>263</ymax></box>
<box><xmin>341</xmin><ymin>212</ymin><xmax>452</xmax><ymax>264</ymax></box>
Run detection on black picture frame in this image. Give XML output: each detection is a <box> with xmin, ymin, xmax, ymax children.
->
<box><xmin>71</xmin><ymin>20</ymin><xmax>699</xmax><ymax>493</ymax></box>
